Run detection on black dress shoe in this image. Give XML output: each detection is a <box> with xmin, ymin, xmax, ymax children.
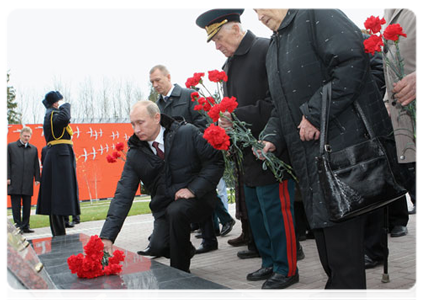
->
<box><xmin>246</xmin><ymin>267</ymin><xmax>273</xmax><ymax>281</ymax></box>
<box><xmin>237</xmin><ymin>249</ymin><xmax>260</xmax><ymax>259</ymax></box>
<box><xmin>22</xmin><ymin>228</ymin><xmax>34</xmax><ymax>233</ymax></box>
<box><xmin>137</xmin><ymin>246</ymin><xmax>155</xmax><ymax>256</ymax></box>
<box><xmin>390</xmin><ymin>225</ymin><xmax>408</xmax><ymax>237</ymax></box>
<box><xmin>195</xmin><ymin>243</ymin><xmax>218</xmax><ymax>254</ymax></box>
<box><xmin>220</xmin><ymin>219</ymin><xmax>236</xmax><ymax>237</ymax></box>
<box><xmin>408</xmin><ymin>206</ymin><xmax>420</xmax><ymax>215</ymax></box>
<box><xmin>227</xmin><ymin>233</ymin><xmax>248</xmax><ymax>247</ymax></box>
<box><xmin>308</xmin><ymin>291</ymin><xmax>331</xmax><ymax>300</ymax></box>
<box><xmin>65</xmin><ymin>222</ymin><xmax>75</xmax><ymax>228</ymax></box>
<box><xmin>364</xmin><ymin>254</ymin><xmax>383</xmax><ymax>269</ymax></box>
<box><xmin>262</xmin><ymin>272</ymin><xmax>299</xmax><ymax>289</ymax></box>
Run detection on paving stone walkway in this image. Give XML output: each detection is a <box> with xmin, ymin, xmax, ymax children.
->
<box><xmin>23</xmin><ymin>203</ymin><xmax>416</xmax><ymax>296</ymax></box>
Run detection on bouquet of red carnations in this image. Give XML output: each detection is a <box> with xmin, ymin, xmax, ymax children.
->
<box><xmin>106</xmin><ymin>141</ymin><xmax>126</xmax><ymax>163</ymax></box>
<box><xmin>67</xmin><ymin>235</ymin><xmax>125</xmax><ymax>279</ymax></box>
<box><xmin>363</xmin><ymin>15</ymin><xmax>415</xmax><ymax>135</ymax></box>
<box><xmin>186</xmin><ymin>70</ymin><xmax>296</xmax><ymax>182</ymax></box>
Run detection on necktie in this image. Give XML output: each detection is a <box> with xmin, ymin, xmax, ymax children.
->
<box><xmin>152</xmin><ymin>141</ymin><xmax>165</xmax><ymax>159</ymax></box>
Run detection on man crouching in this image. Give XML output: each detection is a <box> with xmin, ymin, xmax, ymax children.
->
<box><xmin>100</xmin><ymin>100</ymin><xmax>224</xmax><ymax>272</ymax></box>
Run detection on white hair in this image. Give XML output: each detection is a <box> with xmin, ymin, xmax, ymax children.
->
<box><xmin>221</xmin><ymin>21</ymin><xmax>245</xmax><ymax>35</ymax></box>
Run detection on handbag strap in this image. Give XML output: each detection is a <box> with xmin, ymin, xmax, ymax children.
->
<box><xmin>319</xmin><ymin>82</ymin><xmax>376</xmax><ymax>154</ymax></box>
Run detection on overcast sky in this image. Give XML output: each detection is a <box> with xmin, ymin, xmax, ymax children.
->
<box><xmin>7</xmin><ymin>7</ymin><xmax>388</xmax><ymax>99</ymax></box>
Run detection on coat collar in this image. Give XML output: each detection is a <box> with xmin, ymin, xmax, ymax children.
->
<box><xmin>276</xmin><ymin>9</ymin><xmax>297</xmax><ymax>33</ymax></box>
<box><xmin>159</xmin><ymin>83</ymin><xmax>183</xmax><ymax>102</ymax></box>
<box><xmin>384</xmin><ymin>9</ymin><xmax>403</xmax><ymax>25</ymax></box>
<box><xmin>222</xmin><ymin>30</ymin><xmax>256</xmax><ymax>69</ymax></box>
<box><xmin>233</xmin><ymin>30</ymin><xmax>256</xmax><ymax>56</ymax></box>
<box><xmin>128</xmin><ymin>114</ymin><xmax>179</xmax><ymax>149</ymax></box>
<box><xmin>17</xmin><ymin>139</ymin><xmax>32</xmax><ymax>148</ymax></box>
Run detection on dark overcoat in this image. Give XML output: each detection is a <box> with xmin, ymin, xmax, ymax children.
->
<box><xmin>262</xmin><ymin>9</ymin><xmax>394</xmax><ymax>229</ymax></box>
<box><xmin>7</xmin><ymin>140</ymin><xmax>40</xmax><ymax>196</ymax></box>
<box><xmin>36</xmin><ymin>103</ymin><xmax>80</xmax><ymax>216</ymax></box>
<box><xmin>100</xmin><ymin>114</ymin><xmax>224</xmax><ymax>242</ymax></box>
<box><xmin>223</xmin><ymin>30</ymin><xmax>287</xmax><ymax>187</ymax></box>
<box><xmin>156</xmin><ymin>84</ymin><xmax>208</xmax><ymax>131</ymax></box>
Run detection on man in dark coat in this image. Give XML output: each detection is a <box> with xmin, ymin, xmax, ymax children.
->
<box><xmin>196</xmin><ymin>9</ymin><xmax>299</xmax><ymax>289</ymax></box>
<box><xmin>7</xmin><ymin>127</ymin><xmax>40</xmax><ymax>233</ymax></box>
<box><xmin>150</xmin><ymin>64</ymin><xmax>207</xmax><ymax>130</ymax></box>
<box><xmin>100</xmin><ymin>100</ymin><xmax>224</xmax><ymax>273</ymax></box>
<box><xmin>255</xmin><ymin>9</ymin><xmax>395</xmax><ymax>288</ymax></box>
<box><xmin>147</xmin><ymin>64</ymin><xmax>234</xmax><ymax>255</ymax></box>
<box><xmin>37</xmin><ymin>91</ymin><xmax>80</xmax><ymax>236</ymax></box>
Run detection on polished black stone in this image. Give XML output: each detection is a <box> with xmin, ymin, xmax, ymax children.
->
<box><xmin>29</xmin><ymin>233</ymin><xmax>228</xmax><ymax>289</ymax></box>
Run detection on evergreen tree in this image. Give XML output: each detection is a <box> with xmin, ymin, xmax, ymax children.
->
<box><xmin>7</xmin><ymin>72</ymin><xmax>21</xmax><ymax>124</ymax></box>
<box><xmin>148</xmin><ymin>83</ymin><xmax>159</xmax><ymax>103</ymax></box>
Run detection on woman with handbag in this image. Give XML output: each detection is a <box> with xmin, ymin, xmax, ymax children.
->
<box><xmin>254</xmin><ymin>9</ymin><xmax>405</xmax><ymax>289</ymax></box>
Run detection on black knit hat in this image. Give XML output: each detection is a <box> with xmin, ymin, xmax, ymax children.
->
<box><xmin>196</xmin><ymin>9</ymin><xmax>244</xmax><ymax>42</ymax></box>
<box><xmin>42</xmin><ymin>91</ymin><xmax>63</xmax><ymax>108</ymax></box>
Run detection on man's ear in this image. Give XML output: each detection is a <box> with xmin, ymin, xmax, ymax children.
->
<box><xmin>155</xmin><ymin>112</ymin><xmax>161</xmax><ymax>124</ymax></box>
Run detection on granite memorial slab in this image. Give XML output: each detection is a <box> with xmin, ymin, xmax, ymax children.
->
<box><xmin>6</xmin><ymin>227</ymin><xmax>257</xmax><ymax>300</ymax></box>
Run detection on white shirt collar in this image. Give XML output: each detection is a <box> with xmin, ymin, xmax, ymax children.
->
<box><xmin>19</xmin><ymin>140</ymin><xmax>28</xmax><ymax>147</ymax></box>
<box><xmin>148</xmin><ymin>126</ymin><xmax>165</xmax><ymax>154</ymax></box>
<box><xmin>164</xmin><ymin>85</ymin><xmax>174</xmax><ymax>99</ymax></box>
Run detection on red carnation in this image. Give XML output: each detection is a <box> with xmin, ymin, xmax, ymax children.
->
<box><xmin>112</xmin><ymin>151</ymin><xmax>121</xmax><ymax>159</ymax></box>
<box><xmin>220</xmin><ymin>96</ymin><xmax>238</xmax><ymax>113</ymax></box>
<box><xmin>106</xmin><ymin>154</ymin><xmax>117</xmax><ymax>163</ymax></box>
<box><xmin>208</xmin><ymin>70</ymin><xmax>228</xmax><ymax>83</ymax></box>
<box><xmin>203</xmin><ymin>124</ymin><xmax>230</xmax><ymax>151</ymax></box>
<box><xmin>363</xmin><ymin>35</ymin><xmax>384</xmax><ymax>55</ymax></box>
<box><xmin>115</xmin><ymin>142</ymin><xmax>125</xmax><ymax>151</ymax></box>
<box><xmin>206</xmin><ymin>97</ymin><xmax>215</xmax><ymax>106</ymax></box>
<box><xmin>67</xmin><ymin>235</ymin><xmax>125</xmax><ymax>279</ymax></box>
<box><xmin>208</xmin><ymin>104</ymin><xmax>222</xmax><ymax>122</ymax></box>
<box><xmin>185</xmin><ymin>72</ymin><xmax>204</xmax><ymax>88</ymax></box>
<box><xmin>193</xmin><ymin>72</ymin><xmax>205</xmax><ymax>81</ymax></box>
<box><xmin>190</xmin><ymin>91</ymin><xmax>199</xmax><ymax>102</ymax></box>
<box><xmin>383</xmin><ymin>24</ymin><xmax>407</xmax><ymax>41</ymax></box>
<box><xmin>194</xmin><ymin>104</ymin><xmax>203</xmax><ymax>111</ymax></box>
<box><xmin>364</xmin><ymin>16</ymin><xmax>386</xmax><ymax>34</ymax></box>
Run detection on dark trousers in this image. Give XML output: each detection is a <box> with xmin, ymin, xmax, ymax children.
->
<box><xmin>314</xmin><ymin>216</ymin><xmax>366</xmax><ymax>289</ymax></box>
<box><xmin>364</xmin><ymin>208</ymin><xmax>386</xmax><ymax>261</ymax></box>
<box><xmin>49</xmin><ymin>215</ymin><xmax>66</xmax><ymax>236</ymax></box>
<box><xmin>149</xmin><ymin>194</ymin><xmax>217</xmax><ymax>272</ymax></box>
<box><xmin>213</xmin><ymin>196</ymin><xmax>233</xmax><ymax>226</ymax></box>
<box><xmin>244</xmin><ymin>180</ymin><xmax>297</xmax><ymax>276</ymax></box>
<box><xmin>214</xmin><ymin>201</ymin><xmax>232</xmax><ymax>231</ymax></box>
<box><xmin>388</xmin><ymin>195</ymin><xmax>409</xmax><ymax>229</ymax></box>
<box><xmin>200</xmin><ymin>216</ymin><xmax>218</xmax><ymax>247</ymax></box>
<box><xmin>64</xmin><ymin>215</ymin><xmax>80</xmax><ymax>223</ymax></box>
<box><xmin>10</xmin><ymin>195</ymin><xmax>32</xmax><ymax>230</ymax></box>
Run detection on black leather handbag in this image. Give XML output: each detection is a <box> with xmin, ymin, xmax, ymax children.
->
<box><xmin>316</xmin><ymin>82</ymin><xmax>407</xmax><ymax>222</ymax></box>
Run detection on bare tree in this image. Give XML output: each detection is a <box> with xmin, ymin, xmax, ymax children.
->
<box><xmin>78</xmin><ymin>78</ymin><xmax>95</xmax><ymax>120</ymax></box>
<box><xmin>112</xmin><ymin>79</ymin><xmax>123</xmax><ymax>119</ymax></box>
<box><xmin>99</xmin><ymin>77</ymin><xmax>111</xmax><ymax>119</ymax></box>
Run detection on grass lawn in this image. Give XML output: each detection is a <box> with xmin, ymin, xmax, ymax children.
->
<box><xmin>7</xmin><ymin>196</ymin><xmax>152</xmax><ymax>229</ymax></box>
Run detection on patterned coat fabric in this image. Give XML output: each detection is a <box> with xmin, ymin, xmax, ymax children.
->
<box><xmin>383</xmin><ymin>9</ymin><xmax>416</xmax><ymax>163</ymax></box>
<box><xmin>262</xmin><ymin>9</ymin><xmax>394</xmax><ymax>229</ymax></box>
